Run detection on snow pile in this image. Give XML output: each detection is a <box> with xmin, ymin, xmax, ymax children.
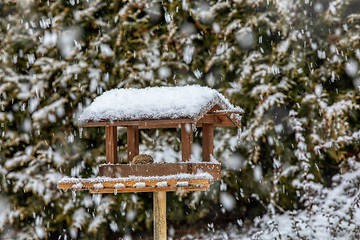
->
<box><xmin>113</xmin><ymin>183</ymin><xmax>125</xmax><ymax>188</ymax></box>
<box><xmin>133</xmin><ymin>182</ymin><xmax>146</xmax><ymax>188</ymax></box>
<box><xmin>93</xmin><ymin>183</ymin><xmax>104</xmax><ymax>190</ymax></box>
<box><xmin>78</xmin><ymin>85</ymin><xmax>243</xmax><ymax>123</ymax></box>
<box><xmin>176</xmin><ymin>181</ymin><xmax>189</xmax><ymax>187</ymax></box>
<box><xmin>156</xmin><ymin>181</ymin><xmax>168</xmax><ymax>187</ymax></box>
<box><xmin>71</xmin><ymin>183</ymin><xmax>83</xmax><ymax>190</ymax></box>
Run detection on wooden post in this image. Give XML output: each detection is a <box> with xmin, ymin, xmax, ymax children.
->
<box><xmin>202</xmin><ymin>124</ymin><xmax>214</xmax><ymax>162</ymax></box>
<box><xmin>127</xmin><ymin>125</ymin><xmax>139</xmax><ymax>162</ymax></box>
<box><xmin>154</xmin><ymin>191</ymin><xmax>167</xmax><ymax>240</ymax></box>
<box><xmin>181</xmin><ymin>123</ymin><xmax>193</xmax><ymax>162</ymax></box>
<box><xmin>105</xmin><ymin>126</ymin><xmax>117</xmax><ymax>164</ymax></box>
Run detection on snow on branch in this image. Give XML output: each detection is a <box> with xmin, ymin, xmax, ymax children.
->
<box><xmin>325</xmin><ymin>100</ymin><xmax>359</xmax><ymax>118</ymax></box>
<box><xmin>314</xmin><ymin>129</ymin><xmax>360</xmax><ymax>153</ymax></box>
<box><xmin>32</xmin><ymin>98</ymin><xmax>67</xmax><ymax>121</ymax></box>
<box><xmin>254</xmin><ymin>92</ymin><xmax>285</xmax><ymax>118</ymax></box>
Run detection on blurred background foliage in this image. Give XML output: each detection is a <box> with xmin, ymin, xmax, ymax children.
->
<box><xmin>0</xmin><ymin>0</ymin><xmax>360</xmax><ymax>239</ymax></box>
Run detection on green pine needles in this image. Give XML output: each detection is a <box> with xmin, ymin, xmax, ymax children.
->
<box><xmin>0</xmin><ymin>0</ymin><xmax>359</xmax><ymax>239</ymax></box>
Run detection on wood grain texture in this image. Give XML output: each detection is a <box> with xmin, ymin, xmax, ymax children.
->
<box><xmin>181</xmin><ymin>123</ymin><xmax>193</xmax><ymax>162</ymax></box>
<box><xmin>127</xmin><ymin>125</ymin><xmax>139</xmax><ymax>162</ymax></box>
<box><xmin>105</xmin><ymin>126</ymin><xmax>117</xmax><ymax>164</ymax></box>
<box><xmin>58</xmin><ymin>178</ymin><xmax>212</xmax><ymax>193</ymax></box>
<box><xmin>98</xmin><ymin>163</ymin><xmax>221</xmax><ymax>181</ymax></box>
<box><xmin>79</xmin><ymin>110</ymin><xmax>242</xmax><ymax>128</ymax></box>
<box><xmin>154</xmin><ymin>191</ymin><xmax>167</xmax><ymax>240</ymax></box>
<box><xmin>80</xmin><ymin>118</ymin><xmax>192</xmax><ymax>128</ymax></box>
<box><xmin>202</xmin><ymin>124</ymin><xmax>214</xmax><ymax>162</ymax></box>
<box><xmin>89</xmin><ymin>186</ymin><xmax>209</xmax><ymax>193</ymax></box>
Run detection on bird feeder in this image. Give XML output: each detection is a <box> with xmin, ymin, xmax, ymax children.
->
<box><xmin>58</xmin><ymin>85</ymin><xmax>243</xmax><ymax>239</ymax></box>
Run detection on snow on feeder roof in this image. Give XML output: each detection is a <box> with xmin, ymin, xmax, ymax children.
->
<box><xmin>78</xmin><ymin>85</ymin><xmax>243</xmax><ymax>129</ymax></box>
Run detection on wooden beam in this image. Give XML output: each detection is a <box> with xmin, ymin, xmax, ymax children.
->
<box><xmin>90</xmin><ymin>186</ymin><xmax>209</xmax><ymax>193</ymax></box>
<box><xmin>105</xmin><ymin>126</ymin><xmax>117</xmax><ymax>164</ymax></box>
<box><xmin>226</xmin><ymin>113</ymin><xmax>242</xmax><ymax>128</ymax></box>
<box><xmin>207</xmin><ymin>110</ymin><xmax>244</xmax><ymax>115</ymax></box>
<box><xmin>181</xmin><ymin>123</ymin><xmax>193</xmax><ymax>162</ymax></box>
<box><xmin>58</xmin><ymin>178</ymin><xmax>213</xmax><ymax>193</ymax></box>
<box><xmin>197</xmin><ymin>115</ymin><xmax>222</xmax><ymax>125</ymax></box>
<box><xmin>127</xmin><ymin>125</ymin><xmax>139</xmax><ymax>163</ymax></box>
<box><xmin>58</xmin><ymin>178</ymin><xmax>213</xmax><ymax>190</ymax></box>
<box><xmin>80</xmin><ymin>113</ymin><xmax>241</xmax><ymax>129</ymax></box>
<box><xmin>99</xmin><ymin>163</ymin><xmax>221</xmax><ymax>181</ymax></box>
<box><xmin>202</xmin><ymin>124</ymin><xmax>214</xmax><ymax>162</ymax></box>
<box><xmin>80</xmin><ymin>118</ymin><xmax>192</xmax><ymax>128</ymax></box>
<box><xmin>154</xmin><ymin>192</ymin><xmax>167</xmax><ymax>240</ymax></box>
<box><xmin>215</xmin><ymin>115</ymin><xmax>238</xmax><ymax>127</ymax></box>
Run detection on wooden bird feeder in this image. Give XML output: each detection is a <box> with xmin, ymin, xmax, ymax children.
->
<box><xmin>58</xmin><ymin>85</ymin><xmax>243</xmax><ymax>239</ymax></box>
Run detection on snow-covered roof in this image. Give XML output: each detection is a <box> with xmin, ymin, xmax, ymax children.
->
<box><xmin>79</xmin><ymin>85</ymin><xmax>243</xmax><ymax>128</ymax></box>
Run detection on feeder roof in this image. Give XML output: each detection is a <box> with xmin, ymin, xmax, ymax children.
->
<box><xmin>79</xmin><ymin>85</ymin><xmax>243</xmax><ymax>129</ymax></box>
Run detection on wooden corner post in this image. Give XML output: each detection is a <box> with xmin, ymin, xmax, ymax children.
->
<box><xmin>105</xmin><ymin>126</ymin><xmax>117</xmax><ymax>164</ymax></box>
<box><xmin>127</xmin><ymin>125</ymin><xmax>139</xmax><ymax>162</ymax></box>
<box><xmin>202</xmin><ymin>124</ymin><xmax>214</xmax><ymax>162</ymax></box>
<box><xmin>181</xmin><ymin>123</ymin><xmax>193</xmax><ymax>162</ymax></box>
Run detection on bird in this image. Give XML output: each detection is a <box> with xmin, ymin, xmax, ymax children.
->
<box><xmin>131</xmin><ymin>154</ymin><xmax>154</xmax><ymax>164</ymax></box>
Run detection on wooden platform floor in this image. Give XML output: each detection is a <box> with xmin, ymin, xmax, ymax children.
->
<box><xmin>58</xmin><ymin>174</ymin><xmax>214</xmax><ymax>193</ymax></box>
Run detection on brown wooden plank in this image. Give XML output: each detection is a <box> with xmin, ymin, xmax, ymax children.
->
<box><xmin>58</xmin><ymin>179</ymin><xmax>211</xmax><ymax>193</ymax></box>
<box><xmin>57</xmin><ymin>182</ymin><xmax>74</xmax><ymax>190</ymax></box>
<box><xmin>80</xmin><ymin>118</ymin><xmax>192</xmax><ymax>128</ymax></box>
<box><xmin>59</xmin><ymin>185</ymin><xmax>210</xmax><ymax>193</ymax></box>
<box><xmin>202</xmin><ymin>124</ymin><xmax>213</xmax><ymax>162</ymax></box>
<box><xmin>139</xmin><ymin>123</ymin><xmax>182</xmax><ymax>129</ymax></box>
<box><xmin>98</xmin><ymin>163</ymin><xmax>221</xmax><ymax>181</ymax></box>
<box><xmin>127</xmin><ymin>125</ymin><xmax>139</xmax><ymax>162</ymax></box>
<box><xmin>196</xmin><ymin>113</ymin><xmax>240</xmax><ymax>127</ymax></box>
<box><xmin>80</xmin><ymin>115</ymin><xmax>240</xmax><ymax>128</ymax></box>
<box><xmin>100</xmin><ymin>163</ymin><xmax>189</xmax><ymax>178</ymax></box>
<box><xmin>207</xmin><ymin>105</ymin><xmax>242</xmax><ymax>127</ymax></box>
<box><xmin>105</xmin><ymin>126</ymin><xmax>117</xmax><ymax>164</ymax></box>
<box><xmin>59</xmin><ymin>178</ymin><xmax>211</xmax><ymax>187</ymax></box>
<box><xmin>90</xmin><ymin>186</ymin><xmax>209</xmax><ymax>193</ymax></box>
<box><xmin>192</xmin><ymin>164</ymin><xmax>221</xmax><ymax>180</ymax></box>
<box><xmin>209</xmin><ymin>105</ymin><xmax>222</xmax><ymax>112</ymax></box>
<box><xmin>100</xmin><ymin>179</ymin><xmax>212</xmax><ymax>187</ymax></box>
<box><xmin>226</xmin><ymin>113</ymin><xmax>242</xmax><ymax>128</ymax></box>
<box><xmin>216</xmin><ymin>115</ymin><xmax>238</xmax><ymax>127</ymax></box>
<box><xmin>58</xmin><ymin>179</ymin><xmax>211</xmax><ymax>190</ymax></box>
<box><xmin>181</xmin><ymin>123</ymin><xmax>193</xmax><ymax>162</ymax></box>
<box><xmin>197</xmin><ymin>115</ymin><xmax>222</xmax><ymax>125</ymax></box>
<box><xmin>58</xmin><ymin>179</ymin><xmax>213</xmax><ymax>190</ymax></box>
<box><xmin>57</xmin><ymin>181</ymin><xmax>92</xmax><ymax>189</ymax></box>
<box><xmin>207</xmin><ymin>111</ymin><xmax>244</xmax><ymax>115</ymax></box>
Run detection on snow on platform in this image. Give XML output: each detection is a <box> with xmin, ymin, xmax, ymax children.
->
<box><xmin>58</xmin><ymin>172</ymin><xmax>214</xmax><ymax>193</ymax></box>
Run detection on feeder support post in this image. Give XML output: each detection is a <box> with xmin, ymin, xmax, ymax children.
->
<box><xmin>105</xmin><ymin>126</ymin><xmax>117</xmax><ymax>164</ymax></box>
<box><xmin>154</xmin><ymin>191</ymin><xmax>167</xmax><ymax>240</ymax></box>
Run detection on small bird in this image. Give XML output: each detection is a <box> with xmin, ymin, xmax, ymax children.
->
<box><xmin>131</xmin><ymin>154</ymin><xmax>154</xmax><ymax>164</ymax></box>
